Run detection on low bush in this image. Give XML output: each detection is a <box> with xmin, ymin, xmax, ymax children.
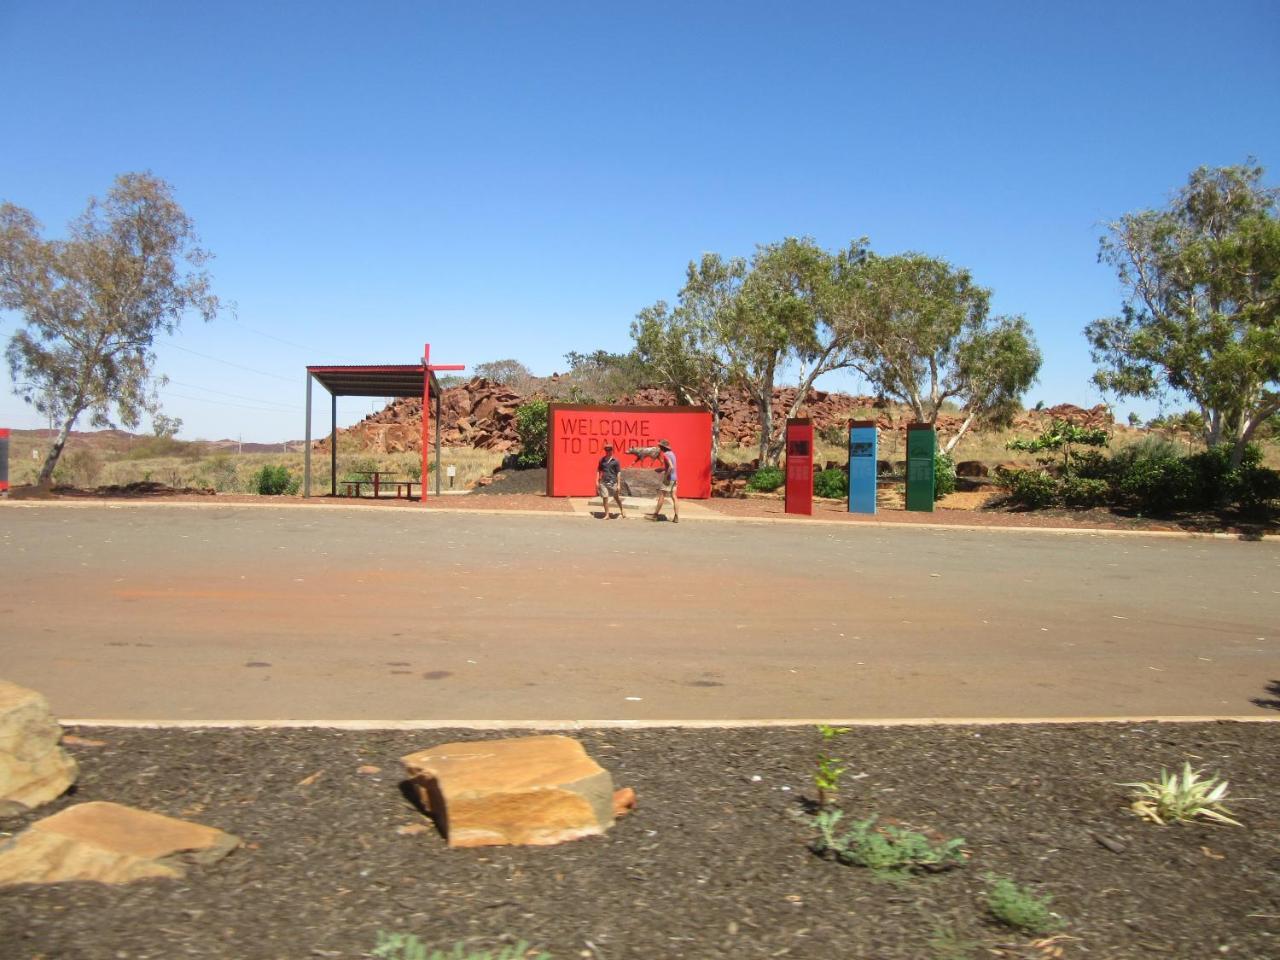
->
<box><xmin>810</xmin><ymin>811</ymin><xmax>965</xmax><ymax>876</ymax></box>
<box><xmin>514</xmin><ymin>400</ymin><xmax>549</xmax><ymax>468</ymax></box>
<box><xmin>934</xmin><ymin>452</ymin><xmax>957</xmax><ymax>499</ymax></box>
<box><xmin>813</xmin><ymin>467</ymin><xmax>847</xmax><ymax>499</ymax></box>
<box><xmin>998</xmin><ymin>468</ymin><xmax>1057</xmax><ymax>508</ymax></box>
<box><xmin>746</xmin><ymin>465</ymin><xmax>785</xmax><ymax>492</ymax></box>
<box><xmin>984</xmin><ymin>874</ymin><xmax>1062</xmax><ymax>934</ymax></box>
<box><xmin>1059</xmin><ymin>474</ymin><xmax>1109</xmax><ymax>507</ymax></box>
<box><xmin>251</xmin><ymin>465</ymin><xmax>299</xmax><ymax>496</ymax></box>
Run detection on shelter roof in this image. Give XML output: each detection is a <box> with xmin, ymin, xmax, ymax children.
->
<box><xmin>306</xmin><ymin>364</ymin><xmax>435</xmax><ymax>398</ymax></box>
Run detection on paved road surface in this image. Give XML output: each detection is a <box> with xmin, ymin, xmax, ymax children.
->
<box><xmin>1</xmin><ymin>503</ymin><xmax>1277</xmax><ymax>722</ymax></box>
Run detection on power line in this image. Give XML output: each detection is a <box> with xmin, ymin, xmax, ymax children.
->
<box><xmin>165</xmin><ymin>378</ymin><xmax>300</xmax><ymax>411</ymax></box>
<box><xmin>224</xmin><ymin>317</ymin><xmax>313</xmax><ymax>353</ymax></box>
<box><xmin>158</xmin><ymin>389</ymin><xmax>301</xmax><ymax>414</ymax></box>
<box><xmin>165</xmin><ymin>343</ymin><xmax>296</xmax><ymax>383</ymax></box>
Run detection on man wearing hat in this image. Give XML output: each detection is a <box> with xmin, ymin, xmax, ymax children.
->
<box><xmin>648</xmin><ymin>438</ymin><xmax>679</xmax><ymax>523</ymax></box>
<box><xmin>596</xmin><ymin>442</ymin><xmax>625</xmax><ymax>519</ymax></box>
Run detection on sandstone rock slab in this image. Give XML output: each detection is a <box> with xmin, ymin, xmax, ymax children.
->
<box><xmin>0</xmin><ymin>801</ymin><xmax>240</xmax><ymax>885</ymax></box>
<box><xmin>0</xmin><ymin>680</ymin><xmax>78</xmax><ymax>817</ymax></box>
<box><xmin>401</xmin><ymin>735</ymin><xmax>618</xmax><ymax>847</ymax></box>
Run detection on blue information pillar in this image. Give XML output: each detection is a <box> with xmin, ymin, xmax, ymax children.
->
<box><xmin>847</xmin><ymin>420</ymin><xmax>877</xmax><ymax>514</ymax></box>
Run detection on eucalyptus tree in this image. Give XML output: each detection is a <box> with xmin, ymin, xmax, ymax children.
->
<box><xmin>848</xmin><ymin>253</ymin><xmax>1041</xmax><ymax>453</ymax></box>
<box><xmin>1</xmin><ymin>173</ymin><xmax>220</xmax><ymax>485</ymax></box>
<box><xmin>631</xmin><ymin>253</ymin><xmax>743</xmax><ymax>462</ymax></box>
<box><xmin>1086</xmin><ymin>161</ymin><xmax>1279</xmax><ymax>467</ymax></box>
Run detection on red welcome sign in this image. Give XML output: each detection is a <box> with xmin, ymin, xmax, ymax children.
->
<box><xmin>546</xmin><ymin>404</ymin><xmax>712</xmax><ymax>498</ymax></box>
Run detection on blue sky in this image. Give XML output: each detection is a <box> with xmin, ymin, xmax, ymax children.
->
<box><xmin>1</xmin><ymin>1</ymin><xmax>1277</xmax><ymax>441</ymax></box>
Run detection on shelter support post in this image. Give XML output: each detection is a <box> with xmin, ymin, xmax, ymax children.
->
<box><xmin>330</xmin><ymin>393</ymin><xmax>337</xmax><ymax>496</ymax></box>
<box><xmin>435</xmin><ymin>387</ymin><xmax>442</xmax><ymax>497</ymax></box>
<box><xmin>421</xmin><ymin>344</ymin><xmax>430</xmax><ymax>503</ymax></box>
<box><xmin>304</xmin><ymin>374</ymin><xmax>312</xmax><ymax>497</ymax></box>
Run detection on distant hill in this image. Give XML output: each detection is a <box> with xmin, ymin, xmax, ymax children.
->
<box><xmin>8</xmin><ymin>428</ymin><xmax>304</xmax><ymax>455</ymax></box>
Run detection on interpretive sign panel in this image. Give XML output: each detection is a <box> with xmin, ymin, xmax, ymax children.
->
<box><xmin>848</xmin><ymin>421</ymin><xmax>877</xmax><ymax>514</ymax></box>
<box><xmin>905</xmin><ymin>423</ymin><xmax>936</xmax><ymax>512</ymax></box>
<box><xmin>784</xmin><ymin>418</ymin><xmax>814</xmax><ymax>516</ymax></box>
<box><xmin>546</xmin><ymin>404</ymin><xmax>712</xmax><ymax>498</ymax></box>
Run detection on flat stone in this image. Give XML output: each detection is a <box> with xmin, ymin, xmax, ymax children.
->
<box><xmin>0</xmin><ymin>801</ymin><xmax>241</xmax><ymax>885</ymax></box>
<box><xmin>0</xmin><ymin>680</ymin><xmax>78</xmax><ymax>817</ymax></box>
<box><xmin>401</xmin><ymin>735</ymin><xmax>617</xmax><ymax>847</ymax></box>
<box><xmin>620</xmin><ymin>468</ymin><xmax>663</xmax><ymax>498</ymax></box>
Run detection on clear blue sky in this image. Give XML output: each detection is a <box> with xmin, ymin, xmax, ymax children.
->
<box><xmin>1</xmin><ymin>1</ymin><xmax>1277</xmax><ymax>441</ymax></box>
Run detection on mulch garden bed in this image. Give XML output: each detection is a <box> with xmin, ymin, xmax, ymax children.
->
<box><xmin>3</xmin><ymin>722</ymin><xmax>1278</xmax><ymax>959</ymax></box>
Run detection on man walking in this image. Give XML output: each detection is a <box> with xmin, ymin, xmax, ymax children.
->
<box><xmin>648</xmin><ymin>438</ymin><xmax>679</xmax><ymax>523</ymax></box>
<box><xmin>596</xmin><ymin>443</ymin><xmax>625</xmax><ymax>519</ymax></box>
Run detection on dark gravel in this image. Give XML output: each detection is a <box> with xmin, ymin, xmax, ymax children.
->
<box><xmin>2</xmin><ymin>723</ymin><xmax>1278</xmax><ymax>959</ymax></box>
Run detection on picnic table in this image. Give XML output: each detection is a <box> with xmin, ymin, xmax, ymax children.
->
<box><xmin>343</xmin><ymin>471</ymin><xmax>419</xmax><ymax>499</ymax></box>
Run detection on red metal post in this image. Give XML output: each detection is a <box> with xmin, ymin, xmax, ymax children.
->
<box><xmin>421</xmin><ymin>343</ymin><xmax>430</xmax><ymax>503</ymax></box>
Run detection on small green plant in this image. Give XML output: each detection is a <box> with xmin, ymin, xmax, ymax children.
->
<box><xmin>933</xmin><ymin>451</ymin><xmax>957</xmax><ymax>500</ymax></box>
<box><xmin>810</xmin><ymin>811</ymin><xmax>965</xmax><ymax>876</ymax></box>
<box><xmin>371</xmin><ymin>932</ymin><xmax>550</xmax><ymax>960</ymax></box>
<box><xmin>251</xmin><ymin>464</ymin><xmax>299</xmax><ymax>496</ymax></box>
<box><xmin>984</xmin><ymin>874</ymin><xmax>1062</xmax><ymax>934</ymax></box>
<box><xmin>1007</xmin><ymin>419</ymin><xmax>1109</xmax><ymax>473</ymax></box>
<box><xmin>814</xmin><ymin>724</ymin><xmax>850</xmax><ymax>806</ymax></box>
<box><xmin>1121</xmin><ymin>762</ymin><xmax>1242</xmax><ymax>826</ymax></box>
<box><xmin>514</xmin><ymin>399</ymin><xmax>549</xmax><ymax>468</ymax></box>
<box><xmin>746</xmin><ymin>465</ymin><xmax>785</xmax><ymax>492</ymax></box>
<box><xmin>813</xmin><ymin>467</ymin><xmax>847</xmax><ymax>499</ymax></box>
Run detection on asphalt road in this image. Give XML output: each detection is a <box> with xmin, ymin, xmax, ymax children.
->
<box><xmin>1</xmin><ymin>502</ymin><xmax>1277</xmax><ymax>722</ymax></box>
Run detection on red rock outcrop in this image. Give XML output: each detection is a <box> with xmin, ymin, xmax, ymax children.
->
<box><xmin>317</xmin><ymin>379</ymin><xmax>1114</xmax><ymax>455</ymax></box>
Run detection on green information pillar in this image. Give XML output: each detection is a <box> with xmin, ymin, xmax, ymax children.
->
<box><xmin>905</xmin><ymin>423</ymin><xmax>936</xmax><ymax>512</ymax></box>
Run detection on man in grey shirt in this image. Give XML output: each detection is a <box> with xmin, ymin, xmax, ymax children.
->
<box><xmin>596</xmin><ymin>443</ymin><xmax>625</xmax><ymax>519</ymax></box>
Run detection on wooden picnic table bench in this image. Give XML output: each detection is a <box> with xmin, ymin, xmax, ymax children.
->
<box><xmin>343</xmin><ymin>471</ymin><xmax>419</xmax><ymax>499</ymax></box>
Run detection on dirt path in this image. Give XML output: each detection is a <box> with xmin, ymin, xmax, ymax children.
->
<box><xmin>1</xmin><ymin>502</ymin><xmax>1277</xmax><ymax>722</ymax></box>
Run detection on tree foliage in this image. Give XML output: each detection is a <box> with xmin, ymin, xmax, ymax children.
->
<box><xmin>631</xmin><ymin>240</ymin><xmax>1039</xmax><ymax>463</ymax></box>
<box><xmin>847</xmin><ymin>253</ymin><xmax>1041</xmax><ymax>453</ymax></box>
<box><xmin>631</xmin><ymin>254</ymin><xmax>743</xmax><ymax>461</ymax></box>
<box><xmin>473</xmin><ymin>358</ymin><xmax>536</xmax><ymax>393</ymax></box>
<box><xmin>1</xmin><ymin>172</ymin><xmax>220</xmax><ymax>485</ymax></box>
<box><xmin>1086</xmin><ymin>161</ymin><xmax>1280</xmax><ymax>467</ymax></box>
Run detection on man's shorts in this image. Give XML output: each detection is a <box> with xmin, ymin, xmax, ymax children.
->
<box><xmin>598</xmin><ymin>481</ymin><xmax>619</xmax><ymax>499</ymax></box>
<box><xmin>660</xmin><ymin>480</ymin><xmax>676</xmax><ymax>494</ymax></box>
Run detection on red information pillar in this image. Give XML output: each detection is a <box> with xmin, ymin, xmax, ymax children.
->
<box><xmin>784</xmin><ymin>418</ymin><xmax>813</xmax><ymax>515</ymax></box>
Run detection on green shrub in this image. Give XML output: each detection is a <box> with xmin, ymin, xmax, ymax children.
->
<box><xmin>1059</xmin><ymin>474</ymin><xmax>1109</xmax><ymax>507</ymax></box>
<box><xmin>515</xmin><ymin>400</ymin><xmax>549</xmax><ymax>468</ymax></box>
<box><xmin>813</xmin><ymin>467</ymin><xmax>847</xmax><ymax>499</ymax></box>
<box><xmin>998</xmin><ymin>468</ymin><xmax>1057</xmax><ymax>508</ymax></box>
<box><xmin>746</xmin><ymin>465</ymin><xmax>785</xmax><ymax>492</ymax></box>
<box><xmin>1234</xmin><ymin>464</ymin><xmax>1280</xmax><ymax>510</ymax></box>
<box><xmin>251</xmin><ymin>465</ymin><xmax>299</xmax><ymax>496</ymax></box>
<box><xmin>984</xmin><ymin>874</ymin><xmax>1062</xmax><ymax>934</ymax></box>
<box><xmin>1112</xmin><ymin>451</ymin><xmax>1197</xmax><ymax>513</ymax></box>
<box><xmin>810</xmin><ymin>811</ymin><xmax>965</xmax><ymax>876</ymax></box>
<box><xmin>934</xmin><ymin>452</ymin><xmax>957</xmax><ymax>499</ymax></box>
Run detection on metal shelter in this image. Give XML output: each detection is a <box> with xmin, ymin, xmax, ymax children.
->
<box><xmin>303</xmin><ymin>343</ymin><xmax>464</xmax><ymax>502</ymax></box>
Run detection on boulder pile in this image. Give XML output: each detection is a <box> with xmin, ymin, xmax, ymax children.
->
<box><xmin>317</xmin><ymin>379</ymin><xmax>1115</xmax><ymax>456</ymax></box>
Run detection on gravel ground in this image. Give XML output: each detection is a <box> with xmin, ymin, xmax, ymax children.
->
<box><xmin>2</xmin><ymin>723</ymin><xmax>1278</xmax><ymax>960</ymax></box>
